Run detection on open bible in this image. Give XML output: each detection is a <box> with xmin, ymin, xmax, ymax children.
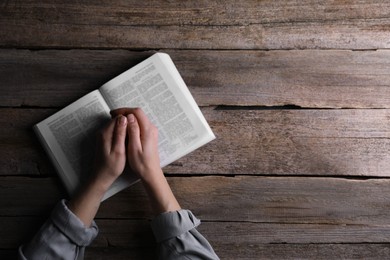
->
<box><xmin>34</xmin><ymin>53</ymin><xmax>215</xmax><ymax>200</ymax></box>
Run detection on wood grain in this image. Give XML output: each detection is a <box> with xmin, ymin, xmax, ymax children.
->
<box><xmin>1</xmin><ymin>1</ymin><xmax>390</xmax><ymax>49</ymax></box>
<box><xmin>83</xmin><ymin>244</ymin><xmax>390</xmax><ymax>260</ymax></box>
<box><xmin>2</xmin><ymin>176</ymin><xmax>390</xmax><ymax>227</ymax></box>
<box><xmin>2</xmin><ymin>1</ymin><xmax>390</xmax><ymax>258</ymax></box>
<box><xmin>5</xmin><ymin>216</ymin><xmax>390</xmax><ymax>257</ymax></box>
<box><xmin>3</xmin><ymin>244</ymin><xmax>390</xmax><ymax>260</ymax></box>
<box><xmin>3</xmin><ymin>0</ymin><xmax>390</xmax><ymax>26</ymax></box>
<box><xmin>2</xmin><ymin>49</ymin><xmax>390</xmax><ymax>108</ymax></box>
<box><xmin>2</xmin><ymin>108</ymin><xmax>390</xmax><ymax>177</ymax></box>
<box><xmin>95</xmin><ymin>220</ymin><xmax>390</xmax><ymax>245</ymax></box>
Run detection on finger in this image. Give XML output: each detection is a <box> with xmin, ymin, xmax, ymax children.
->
<box><xmin>130</xmin><ymin>108</ymin><xmax>154</xmax><ymax>138</ymax></box>
<box><xmin>111</xmin><ymin>115</ymin><xmax>127</xmax><ymax>154</ymax></box>
<box><xmin>143</xmin><ymin>124</ymin><xmax>159</xmax><ymax>152</ymax></box>
<box><xmin>110</xmin><ymin>107</ymin><xmax>137</xmax><ymax>118</ymax></box>
<box><xmin>127</xmin><ymin>113</ymin><xmax>142</xmax><ymax>154</ymax></box>
<box><xmin>100</xmin><ymin>118</ymin><xmax>116</xmax><ymax>153</ymax></box>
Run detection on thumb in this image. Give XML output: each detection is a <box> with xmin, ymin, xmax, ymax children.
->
<box><xmin>111</xmin><ymin>115</ymin><xmax>127</xmax><ymax>154</ymax></box>
<box><xmin>127</xmin><ymin>114</ymin><xmax>142</xmax><ymax>154</ymax></box>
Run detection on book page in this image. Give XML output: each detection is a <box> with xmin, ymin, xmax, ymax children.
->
<box><xmin>100</xmin><ymin>53</ymin><xmax>215</xmax><ymax>167</ymax></box>
<box><xmin>34</xmin><ymin>90</ymin><xmax>137</xmax><ymax>200</ymax></box>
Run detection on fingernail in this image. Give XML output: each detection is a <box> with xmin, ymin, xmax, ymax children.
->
<box><xmin>128</xmin><ymin>114</ymin><xmax>135</xmax><ymax>123</ymax></box>
<box><xmin>118</xmin><ymin>115</ymin><xmax>127</xmax><ymax>126</ymax></box>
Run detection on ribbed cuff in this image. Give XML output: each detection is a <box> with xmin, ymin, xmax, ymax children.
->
<box><xmin>51</xmin><ymin>199</ymin><xmax>99</xmax><ymax>246</ymax></box>
<box><xmin>150</xmin><ymin>209</ymin><xmax>201</xmax><ymax>243</ymax></box>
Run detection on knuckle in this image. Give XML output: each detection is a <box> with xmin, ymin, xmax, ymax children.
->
<box><xmin>116</xmin><ymin>130</ymin><xmax>126</xmax><ymax>138</ymax></box>
<box><xmin>130</xmin><ymin>123</ymin><xmax>139</xmax><ymax>133</ymax></box>
<box><xmin>112</xmin><ymin>148</ymin><xmax>124</xmax><ymax>157</ymax></box>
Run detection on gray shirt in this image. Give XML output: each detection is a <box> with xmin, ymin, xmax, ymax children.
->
<box><xmin>18</xmin><ymin>200</ymin><xmax>219</xmax><ymax>260</ymax></box>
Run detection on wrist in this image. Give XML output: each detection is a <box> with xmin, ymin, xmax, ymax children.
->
<box><xmin>92</xmin><ymin>169</ymin><xmax>118</xmax><ymax>192</ymax></box>
<box><xmin>68</xmin><ymin>178</ymin><xmax>106</xmax><ymax>227</ymax></box>
<box><xmin>139</xmin><ymin>168</ymin><xmax>164</xmax><ymax>185</ymax></box>
<box><xmin>82</xmin><ymin>179</ymin><xmax>110</xmax><ymax>200</ymax></box>
<box><xmin>140</xmin><ymin>171</ymin><xmax>181</xmax><ymax>214</ymax></box>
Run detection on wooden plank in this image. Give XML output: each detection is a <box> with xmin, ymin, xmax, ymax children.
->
<box><xmin>0</xmin><ymin>50</ymin><xmax>151</xmax><ymax>107</ymax></box>
<box><xmin>2</xmin><ymin>49</ymin><xmax>390</xmax><ymax>108</ymax></box>
<box><xmin>172</xmin><ymin>108</ymin><xmax>390</xmax><ymax>176</ymax></box>
<box><xmin>5</xmin><ymin>216</ymin><xmax>390</xmax><ymax>256</ymax></box>
<box><xmin>0</xmin><ymin>177</ymin><xmax>63</xmax><ymax>216</ymax></box>
<box><xmin>11</xmin><ymin>215</ymin><xmax>390</xmax><ymax>245</ymax></box>
<box><xmin>1</xmin><ymin>1</ymin><xmax>389</xmax><ymax>49</ymax></box>
<box><xmin>4</xmin><ymin>176</ymin><xmax>390</xmax><ymax>258</ymax></box>
<box><xmin>4</xmin><ymin>0</ymin><xmax>390</xmax><ymax>27</ymax></box>
<box><xmin>2</xmin><ymin>108</ymin><xmax>390</xmax><ymax>177</ymax></box>
<box><xmin>95</xmin><ymin>220</ymin><xmax>390</xmax><ymax>245</ymax></box>
<box><xmin>84</xmin><ymin>244</ymin><xmax>390</xmax><ymax>260</ymax></box>
<box><xmin>2</xmin><ymin>176</ymin><xmax>390</xmax><ymax>227</ymax></box>
<box><xmin>0</xmin><ymin>108</ymin><xmax>55</xmax><ymax>176</ymax></box>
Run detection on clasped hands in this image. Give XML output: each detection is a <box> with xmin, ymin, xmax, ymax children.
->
<box><xmin>69</xmin><ymin>108</ymin><xmax>180</xmax><ymax>225</ymax></box>
<box><xmin>93</xmin><ymin>107</ymin><xmax>162</xmax><ymax>191</ymax></box>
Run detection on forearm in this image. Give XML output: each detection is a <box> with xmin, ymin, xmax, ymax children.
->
<box><xmin>67</xmin><ymin>114</ymin><xmax>128</xmax><ymax>227</ymax></box>
<box><xmin>141</xmin><ymin>169</ymin><xmax>181</xmax><ymax>215</ymax></box>
<box><xmin>68</xmin><ymin>174</ymin><xmax>113</xmax><ymax>227</ymax></box>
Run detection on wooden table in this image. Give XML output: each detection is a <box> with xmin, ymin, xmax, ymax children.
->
<box><xmin>2</xmin><ymin>1</ymin><xmax>390</xmax><ymax>259</ymax></box>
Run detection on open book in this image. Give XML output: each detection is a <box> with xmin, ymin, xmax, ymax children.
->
<box><xmin>34</xmin><ymin>53</ymin><xmax>215</xmax><ymax>200</ymax></box>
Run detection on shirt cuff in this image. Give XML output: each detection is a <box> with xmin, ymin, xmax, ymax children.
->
<box><xmin>150</xmin><ymin>209</ymin><xmax>201</xmax><ymax>243</ymax></box>
<box><xmin>51</xmin><ymin>199</ymin><xmax>99</xmax><ymax>246</ymax></box>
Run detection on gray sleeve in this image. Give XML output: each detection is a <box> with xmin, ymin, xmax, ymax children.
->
<box><xmin>18</xmin><ymin>199</ymin><xmax>98</xmax><ymax>260</ymax></box>
<box><xmin>151</xmin><ymin>209</ymin><xmax>219</xmax><ymax>260</ymax></box>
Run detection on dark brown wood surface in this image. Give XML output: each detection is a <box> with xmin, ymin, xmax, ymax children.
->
<box><xmin>1</xmin><ymin>1</ymin><xmax>390</xmax><ymax>259</ymax></box>
<box><xmin>2</xmin><ymin>49</ymin><xmax>390</xmax><ymax>108</ymax></box>
<box><xmin>3</xmin><ymin>176</ymin><xmax>390</xmax><ymax>258</ymax></box>
<box><xmin>1</xmin><ymin>1</ymin><xmax>390</xmax><ymax>49</ymax></box>
<box><xmin>3</xmin><ymin>108</ymin><xmax>390</xmax><ymax>177</ymax></box>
